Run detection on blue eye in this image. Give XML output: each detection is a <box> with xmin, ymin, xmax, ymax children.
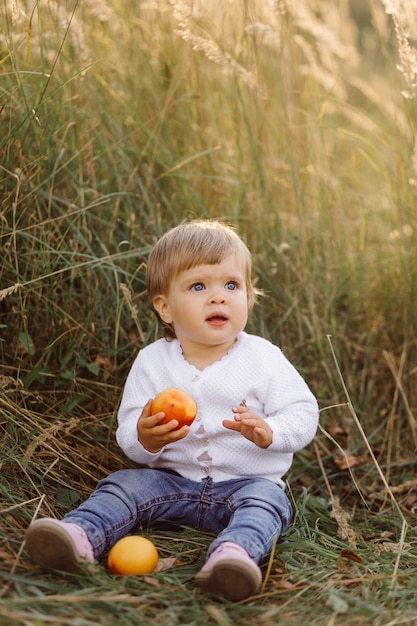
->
<box><xmin>191</xmin><ymin>283</ymin><xmax>205</xmax><ymax>291</ymax></box>
<box><xmin>225</xmin><ymin>281</ymin><xmax>238</xmax><ymax>290</ymax></box>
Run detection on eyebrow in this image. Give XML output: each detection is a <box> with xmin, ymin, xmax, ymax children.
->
<box><xmin>185</xmin><ymin>267</ymin><xmax>244</xmax><ymax>279</ymax></box>
<box><xmin>178</xmin><ymin>264</ymin><xmax>243</xmax><ymax>281</ymax></box>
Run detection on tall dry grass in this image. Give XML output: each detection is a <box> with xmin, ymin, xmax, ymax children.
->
<box><xmin>1</xmin><ymin>0</ymin><xmax>416</xmax><ymax>477</ymax></box>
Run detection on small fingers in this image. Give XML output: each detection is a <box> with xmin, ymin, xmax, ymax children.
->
<box><xmin>223</xmin><ymin>419</ymin><xmax>241</xmax><ymax>431</ymax></box>
<box><xmin>232</xmin><ymin>405</ymin><xmax>248</xmax><ymax>416</ymax></box>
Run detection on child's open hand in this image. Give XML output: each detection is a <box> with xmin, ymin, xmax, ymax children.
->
<box><xmin>137</xmin><ymin>399</ymin><xmax>190</xmax><ymax>453</ymax></box>
<box><xmin>223</xmin><ymin>405</ymin><xmax>273</xmax><ymax>448</ymax></box>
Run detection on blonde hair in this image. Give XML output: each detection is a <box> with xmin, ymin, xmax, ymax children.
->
<box><xmin>146</xmin><ymin>220</ymin><xmax>258</xmax><ymax>339</ymax></box>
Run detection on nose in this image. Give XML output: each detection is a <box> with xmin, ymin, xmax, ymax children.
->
<box><xmin>209</xmin><ymin>291</ymin><xmax>226</xmax><ymax>304</ymax></box>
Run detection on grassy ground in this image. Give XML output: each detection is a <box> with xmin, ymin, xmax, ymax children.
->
<box><xmin>2</xmin><ymin>399</ymin><xmax>417</xmax><ymax>626</ymax></box>
<box><xmin>1</xmin><ymin>0</ymin><xmax>417</xmax><ymax>624</ymax></box>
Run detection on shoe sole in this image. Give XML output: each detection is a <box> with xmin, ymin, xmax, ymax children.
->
<box><xmin>25</xmin><ymin>520</ymin><xmax>84</xmax><ymax>572</ymax></box>
<box><xmin>195</xmin><ymin>558</ymin><xmax>262</xmax><ymax>601</ymax></box>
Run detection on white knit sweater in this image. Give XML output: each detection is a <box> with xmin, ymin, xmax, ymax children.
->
<box><xmin>116</xmin><ymin>331</ymin><xmax>318</xmax><ymax>487</ymax></box>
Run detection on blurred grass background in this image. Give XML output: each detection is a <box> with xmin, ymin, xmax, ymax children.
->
<box><xmin>1</xmin><ymin>1</ymin><xmax>417</xmax><ymax>624</ymax></box>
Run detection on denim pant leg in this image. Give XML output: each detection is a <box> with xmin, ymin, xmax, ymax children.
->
<box><xmin>202</xmin><ymin>477</ymin><xmax>293</xmax><ymax>563</ymax></box>
<box><xmin>63</xmin><ymin>469</ymin><xmax>292</xmax><ymax>563</ymax></box>
<box><xmin>63</xmin><ymin>468</ymin><xmax>206</xmax><ymax>558</ymax></box>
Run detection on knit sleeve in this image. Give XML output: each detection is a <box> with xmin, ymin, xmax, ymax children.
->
<box><xmin>250</xmin><ymin>337</ymin><xmax>319</xmax><ymax>453</ymax></box>
<box><xmin>115</xmin><ymin>345</ymin><xmax>164</xmax><ymax>464</ymax></box>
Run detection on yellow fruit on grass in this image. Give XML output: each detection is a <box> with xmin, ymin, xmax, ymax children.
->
<box><xmin>107</xmin><ymin>536</ymin><xmax>158</xmax><ymax>575</ymax></box>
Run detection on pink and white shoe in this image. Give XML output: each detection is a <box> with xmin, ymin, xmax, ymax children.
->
<box><xmin>194</xmin><ymin>542</ymin><xmax>262</xmax><ymax>600</ymax></box>
<box><xmin>25</xmin><ymin>517</ymin><xmax>94</xmax><ymax>572</ymax></box>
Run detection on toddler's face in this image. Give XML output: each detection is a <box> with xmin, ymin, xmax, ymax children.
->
<box><xmin>153</xmin><ymin>253</ymin><xmax>249</xmax><ymax>363</ymax></box>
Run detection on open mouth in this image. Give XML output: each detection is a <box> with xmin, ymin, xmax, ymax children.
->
<box><xmin>206</xmin><ymin>314</ymin><xmax>228</xmax><ymax>323</ymax></box>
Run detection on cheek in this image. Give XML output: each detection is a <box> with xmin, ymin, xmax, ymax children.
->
<box><xmin>235</xmin><ymin>292</ymin><xmax>249</xmax><ymax>309</ymax></box>
<box><xmin>171</xmin><ymin>301</ymin><xmax>195</xmax><ymax>324</ymax></box>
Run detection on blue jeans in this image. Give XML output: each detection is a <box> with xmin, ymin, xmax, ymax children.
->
<box><xmin>64</xmin><ymin>469</ymin><xmax>293</xmax><ymax>563</ymax></box>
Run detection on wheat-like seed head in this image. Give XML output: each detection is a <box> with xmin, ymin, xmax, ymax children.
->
<box><xmin>0</xmin><ymin>283</ymin><xmax>22</xmax><ymax>301</ymax></box>
<box><xmin>169</xmin><ymin>0</ymin><xmax>259</xmax><ymax>91</ymax></box>
<box><xmin>382</xmin><ymin>0</ymin><xmax>417</xmax><ymax>98</ymax></box>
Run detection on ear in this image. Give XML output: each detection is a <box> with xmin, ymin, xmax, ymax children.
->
<box><xmin>152</xmin><ymin>294</ymin><xmax>173</xmax><ymax>324</ymax></box>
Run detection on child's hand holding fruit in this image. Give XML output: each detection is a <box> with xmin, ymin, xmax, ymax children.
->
<box><xmin>137</xmin><ymin>388</ymin><xmax>197</xmax><ymax>453</ymax></box>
